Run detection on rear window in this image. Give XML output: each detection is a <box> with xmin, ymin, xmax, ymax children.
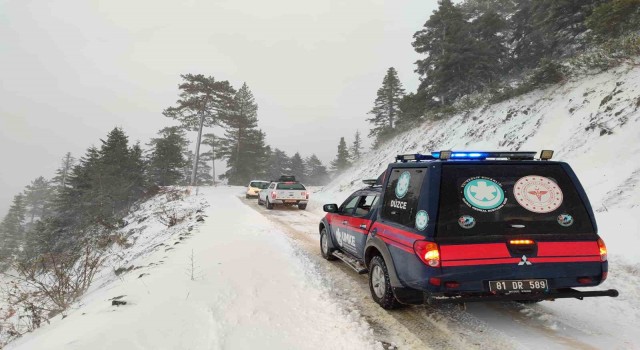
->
<box><xmin>276</xmin><ymin>183</ymin><xmax>305</xmax><ymax>190</ymax></box>
<box><xmin>436</xmin><ymin>163</ymin><xmax>594</xmax><ymax>238</ymax></box>
<box><xmin>250</xmin><ymin>181</ymin><xmax>269</xmax><ymax>189</ymax></box>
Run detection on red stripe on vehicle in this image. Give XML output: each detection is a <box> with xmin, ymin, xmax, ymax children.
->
<box><xmin>537</xmin><ymin>241</ymin><xmax>598</xmax><ymax>257</ymax></box>
<box><xmin>441</xmin><ymin>258</ymin><xmax>521</xmax><ymax>267</ymax></box>
<box><xmin>378</xmin><ymin>235</ymin><xmax>414</xmax><ymax>254</ymax></box>
<box><xmin>440</xmin><ymin>243</ymin><xmax>511</xmax><ymax>261</ymax></box>
<box><xmin>529</xmin><ymin>256</ymin><xmax>601</xmax><ymax>263</ymax></box>
<box><xmin>373</xmin><ymin>222</ymin><xmax>424</xmax><ymax>241</ymax></box>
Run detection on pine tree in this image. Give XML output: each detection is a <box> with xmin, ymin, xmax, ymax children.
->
<box><xmin>218</xmin><ymin>83</ymin><xmax>268</xmax><ymax>185</ymax></box>
<box><xmin>23</xmin><ymin>176</ymin><xmax>54</xmax><ymax>224</ymax></box>
<box><xmin>367</xmin><ymin>67</ymin><xmax>405</xmax><ymax>144</ymax></box>
<box><xmin>304</xmin><ymin>154</ymin><xmax>329</xmax><ymax>185</ymax></box>
<box><xmin>163</xmin><ymin>74</ymin><xmax>236</xmax><ymax>185</ymax></box>
<box><xmin>0</xmin><ymin>194</ymin><xmax>27</xmax><ymax>264</ymax></box>
<box><xmin>99</xmin><ymin>127</ymin><xmax>133</xmax><ymax>217</ymax></box>
<box><xmin>289</xmin><ymin>152</ymin><xmax>306</xmax><ymax>183</ymax></box>
<box><xmin>267</xmin><ymin>149</ymin><xmax>291</xmax><ymax>181</ymax></box>
<box><xmin>148</xmin><ymin>127</ymin><xmax>188</xmax><ymax>186</ymax></box>
<box><xmin>21</xmin><ymin>217</ymin><xmax>63</xmax><ymax>262</ymax></box>
<box><xmin>52</xmin><ymin>152</ymin><xmax>75</xmax><ymax>189</ymax></box>
<box><xmin>127</xmin><ymin>142</ymin><xmax>147</xmax><ymax>203</ymax></box>
<box><xmin>330</xmin><ymin>137</ymin><xmax>351</xmax><ymax>173</ymax></box>
<box><xmin>413</xmin><ymin>0</ymin><xmax>496</xmax><ymax>105</ymax></box>
<box><xmin>350</xmin><ymin>131</ymin><xmax>364</xmax><ymax>161</ymax></box>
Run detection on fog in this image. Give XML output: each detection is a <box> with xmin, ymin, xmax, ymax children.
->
<box><xmin>0</xmin><ymin>0</ymin><xmax>437</xmax><ymax>216</ymax></box>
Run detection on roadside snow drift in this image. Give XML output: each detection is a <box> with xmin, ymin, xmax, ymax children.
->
<box><xmin>8</xmin><ymin>187</ymin><xmax>378</xmax><ymax>350</ymax></box>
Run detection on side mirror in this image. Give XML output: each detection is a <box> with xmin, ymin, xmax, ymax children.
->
<box><xmin>323</xmin><ymin>204</ymin><xmax>339</xmax><ymax>213</ymax></box>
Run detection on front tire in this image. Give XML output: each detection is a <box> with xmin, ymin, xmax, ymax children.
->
<box><xmin>266</xmin><ymin>197</ymin><xmax>274</xmax><ymax>210</ymax></box>
<box><xmin>368</xmin><ymin>256</ymin><xmax>400</xmax><ymax>310</ymax></box>
<box><xmin>320</xmin><ymin>228</ymin><xmax>336</xmax><ymax>261</ymax></box>
<box><xmin>258</xmin><ymin>196</ymin><xmax>263</xmax><ymax>205</ymax></box>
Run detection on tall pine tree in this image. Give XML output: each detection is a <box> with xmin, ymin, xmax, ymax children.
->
<box><xmin>23</xmin><ymin>177</ymin><xmax>54</xmax><ymax>224</ymax></box>
<box><xmin>367</xmin><ymin>67</ymin><xmax>405</xmax><ymax>145</ymax></box>
<box><xmin>0</xmin><ymin>194</ymin><xmax>27</xmax><ymax>264</ymax></box>
<box><xmin>218</xmin><ymin>83</ymin><xmax>268</xmax><ymax>185</ymax></box>
<box><xmin>148</xmin><ymin>127</ymin><xmax>188</xmax><ymax>186</ymax></box>
<box><xmin>350</xmin><ymin>130</ymin><xmax>363</xmax><ymax>161</ymax></box>
<box><xmin>289</xmin><ymin>152</ymin><xmax>306</xmax><ymax>183</ymax></box>
<box><xmin>163</xmin><ymin>74</ymin><xmax>235</xmax><ymax>185</ymax></box>
<box><xmin>330</xmin><ymin>137</ymin><xmax>351</xmax><ymax>173</ymax></box>
<box><xmin>304</xmin><ymin>155</ymin><xmax>329</xmax><ymax>185</ymax></box>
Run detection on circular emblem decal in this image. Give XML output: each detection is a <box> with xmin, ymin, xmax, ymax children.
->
<box><xmin>462</xmin><ymin>177</ymin><xmax>506</xmax><ymax>212</ymax></box>
<box><xmin>557</xmin><ymin>213</ymin><xmax>574</xmax><ymax>227</ymax></box>
<box><xmin>395</xmin><ymin>171</ymin><xmax>411</xmax><ymax>199</ymax></box>
<box><xmin>458</xmin><ymin>215</ymin><xmax>476</xmax><ymax>229</ymax></box>
<box><xmin>415</xmin><ymin>210</ymin><xmax>429</xmax><ymax>230</ymax></box>
<box><xmin>514</xmin><ymin>176</ymin><xmax>563</xmax><ymax>213</ymax></box>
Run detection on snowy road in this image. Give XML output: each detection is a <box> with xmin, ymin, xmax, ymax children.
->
<box><xmin>6</xmin><ymin>186</ymin><xmax>637</xmax><ymax>350</ymax></box>
<box><xmin>241</xmin><ymin>191</ymin><xmax>639</xmax><ymax>350</ymax></box>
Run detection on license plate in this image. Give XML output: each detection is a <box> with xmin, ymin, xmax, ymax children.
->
<box><xmin>489</xmin><ymin>279</ymin><xmax>548</xmax><ymax>292</ymax></box>
<box><xmin>285</xmin><ymin>200</ymin><xmax>297</xmax><ymax>203</ymax></box>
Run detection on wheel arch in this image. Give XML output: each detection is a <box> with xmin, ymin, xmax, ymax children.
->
<box><xmin>365</xmin><ymin>237</ymin><xmax>402</xmax><ymax>288</ymax></box>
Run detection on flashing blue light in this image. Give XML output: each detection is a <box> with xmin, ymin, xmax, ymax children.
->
<box><xmin>431</xmin><ymin>151</ymin><xmax>488</xmax><ymax>159</ymax></box>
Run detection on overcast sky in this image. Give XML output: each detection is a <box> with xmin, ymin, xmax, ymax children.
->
<box><xmin>0</xmin><ymin>0</ymin><xmax>438</xmax><ymax>216</ymax></box>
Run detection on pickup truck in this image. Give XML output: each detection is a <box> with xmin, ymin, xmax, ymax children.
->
<box><xmin>319</xmin><ymin>150</ymin><xmax>618</xmax><ymax>309</ymax></box>
<box><xmin>258</xmin><ymin>181</ymin><xmax>309</xmax><ymax>210</ymax></box>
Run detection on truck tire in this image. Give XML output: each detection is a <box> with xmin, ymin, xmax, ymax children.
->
<box><xmin>369</xmin><ymin>256</ymin><xmax>400</xmax><ymax>310</ymax></box>
<box><xmin>298</xmin><ymin>204</ymin><xmax>307</xmax><ymax>210</ymax></box>
<box><xmin>266</xmin><ymin>197</ymin><xmax>274</xmax><ymax>210</ymax></box>
<box><xmin>320</xmin><ymin>228</ymin><xmax>336</xmax><ymax>261</ymax></box>
<box><xmin>257</xmin><ymin>196</ymin><xmax>263</xmax><ymax>205</ymax></box>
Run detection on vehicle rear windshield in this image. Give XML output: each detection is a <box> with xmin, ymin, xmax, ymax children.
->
<box><xmin>436</xmin><ymin>163</ymin><xmax>594</xmax><ymax>238</ymax></box>
<box><xmin>250</xmin><ymin>181</ymin><xmax>269</xmax><ymax>189</ymax></box>
<box><xmin>276</xmin><ymin>183</ymin><xmax>305</xmax><ymax>190</ymax></box>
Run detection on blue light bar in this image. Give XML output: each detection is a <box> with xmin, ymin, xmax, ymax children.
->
<box><xmin>430</xmin><ymin>151</ymin><xmax>536</xmax><ymax>160</ymax></box>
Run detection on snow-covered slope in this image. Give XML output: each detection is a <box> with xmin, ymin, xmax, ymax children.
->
<box><xmin>324</xmin><ymin>63</ymin><xmax>640</xmax><ymax>265</ymax></box>
<box><xmin>7</xmin><ymin>187</ymin><xmax>379</xmax><ymax>350</ymax></box>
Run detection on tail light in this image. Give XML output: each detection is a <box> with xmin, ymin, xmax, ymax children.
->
<box><xmin>597</xmin><ymin>238</ymin><xmax>607</xmax><ymax>262</ymax></box>
<box><xmin>414</xmin><ymin>241</ymin><xmax>440</xmax><ymax>267</ymax></box>
<box><xmin>301</xmin><ymin>191</ymin><xmax>308</xmax><ymax>199</ymax></box>
<box><xmin>271</xmin><ymin>191</ymin><xmax>277</xmax><ymax>200</ymax></box>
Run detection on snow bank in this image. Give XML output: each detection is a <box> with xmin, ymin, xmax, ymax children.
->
<box><xmin>8</xmin><ymin>187</ymin><xmax>379</xmax><ymax>350</ymax></box>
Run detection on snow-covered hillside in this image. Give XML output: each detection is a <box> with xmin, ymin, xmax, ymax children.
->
<box><xmin>324</xmin><ymin>63</ymin><xmax>640</xmax><ymax>265</ymax></box>
<box><xmin>6</xmin><ymin>187</ymin><xmax>378</xmax><ymax>350</ymax></box>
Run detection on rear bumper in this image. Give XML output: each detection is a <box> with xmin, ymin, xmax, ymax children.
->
<box><xmin>272</xmin><ymin>199</ymin><xmax>308</xmax><ymax>205</ymax></box>
<box><xmin>425</xmin><ymin>288</ymin><xmax>619</xmax><ymax>304</ymax></box>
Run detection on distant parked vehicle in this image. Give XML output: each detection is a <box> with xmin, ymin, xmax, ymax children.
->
<box><xmin>246</xmin><ymin>180</ymin><xmax>270</xmax><ymax>199</ymax></box>
<box><xmin>258</xmin><ymin>180</ymin><xmax>309</xmax><ymax>210</ymax></box>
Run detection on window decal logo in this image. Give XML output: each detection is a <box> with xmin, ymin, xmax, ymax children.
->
<box><xmin>514</xmin><ymin>176</ymin><xmax>563</xmax><ymax>213</ymax></box>
<box><xmin>415</xmin><ymin>210</ymin><xmax>429</xmax><ymax>230</ymax></box>
<box><xmin>395</xmin><ymin>171</ymin><xmax>411</xmax><ymax>199</ymax></box>
<box><xmin>557</xmin><ymin>213</ymin><xmax>574</xmax><ymax>227</ymax></box>
<box><xmin>462</xmin><ymin>177</ymin><xmax>506</xmax><ymax>212</ymax></box>
<box><xmin>458</xmin><ymin>215</ymin><xmax>476</xmax><ymax>229</ymax></box>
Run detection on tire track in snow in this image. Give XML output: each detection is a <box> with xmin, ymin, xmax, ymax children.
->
<box><xmin>240</xmin><ymin>197</ymin><xmax>516</xmax><ymax>349</ymax></box>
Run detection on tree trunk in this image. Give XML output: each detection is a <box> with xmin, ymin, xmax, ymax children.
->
<box><xmin>211</xmin><ymin>139</ymin><xmax>216</xmax><ymax>186</ymax></box>
<box><xmin>191</xmin><ymin>113</ymin><xmax>206</xmax><ymax>186</ymax></box>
